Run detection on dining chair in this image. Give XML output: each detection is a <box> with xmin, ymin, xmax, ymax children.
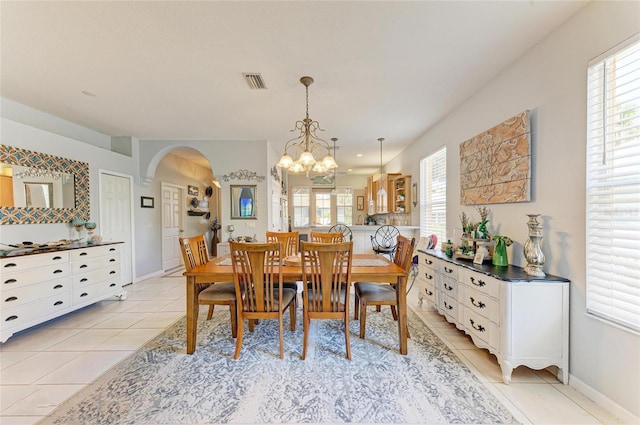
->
<box><xmin>370</xmin><ymin>225</ymin><xmax>400</xmax><ymax>260</ymax></box>
<box><xmin>179</xmin><ymin>234</ymin><xmax>237</xmax><ymax>338</ymax></box>
<box><xmin>266</xmin><ymin>230</ymin><xmax>301</xmax><ymax>307</ymax></box>
<box><xmin>354</xmin><ymin>234</ymin><xmax>415</xmax><ymax>339</ymax></box>
<box><xmin>310</xmin><ymin>231</ymin><xmax>344</xmax><ymax>243</ymax></box>
<box><xmin>229</xmin><ymin>241</ymin><xmax>296</xmax><ymax>359</ymax></box>
<box><xmin>300</xmin><ymin>240</ymin><xmax>353</xmax><ymax>360</ymax></box>
<box><xmin>329</xmin><ymin>223</ymin><xmax>353</xmax><ymax>241</ymax></box>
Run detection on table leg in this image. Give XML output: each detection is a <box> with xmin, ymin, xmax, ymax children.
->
<box><xmin>397</xmin><ymin>276</ymin><xmax>408</xmax><ymax>355</ymax></box>
<box><xmin>186</xmin><ymin>276</ymin><xmax>199</xmax><ymax>354</ymax></box>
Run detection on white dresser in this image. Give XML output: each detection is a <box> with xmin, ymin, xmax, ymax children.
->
<box><xmin>1</xmin><ymin>242</ymin><xmax>127</xmax><ymax>343</ymax></box>
<box><xmin>416</xmin><ymin>249</ymin><xmax>570</xmax><ymax>384</ymax></box>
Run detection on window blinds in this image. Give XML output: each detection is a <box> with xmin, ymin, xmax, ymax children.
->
<box><xmin>586</xmin><ymin>35</ymin><xmax>640</xmax><ymax>333</ymax></box>
<box><xmin>420</xmin><ymin>147</ymin><xmax>447</xmax><ymax>245</ymax></box>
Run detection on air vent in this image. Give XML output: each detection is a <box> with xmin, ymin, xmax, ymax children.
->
<box><xmin>243</xmin><ymin>73</ymin><xmax>267</xmax><ymax>90</ymax></box>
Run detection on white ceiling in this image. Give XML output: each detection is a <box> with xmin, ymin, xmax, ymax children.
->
<box><xmin>0</xmin><ymin>1</ymin><xmax>587</xmax><ymax>174</ymax></box>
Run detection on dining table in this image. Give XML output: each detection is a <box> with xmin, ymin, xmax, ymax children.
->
<box><xmin>184</xmin><ymin>253</ymin><xmax>409</xmax><ymax>355</ymax></box>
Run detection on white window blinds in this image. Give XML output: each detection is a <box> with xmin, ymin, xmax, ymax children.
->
<box><xmin>586</xmin><ymin>35</ymin><xmax>640</xmax><ymax>333</ymax></box>
<box><xmin>420</xmin><ymin>147</ymin><xmax>447</xmax><ymax>245</ymax></box>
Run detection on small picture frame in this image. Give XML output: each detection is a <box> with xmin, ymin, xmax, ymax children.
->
<box><xmin>357</xmin><ymin>196</ymin><xmax>365</xmax><ymax>210</ymax></box>
<box><xmin>473</xmin><ymin>246</ymin><xmax>486</xmax><ymax>265</ymax></box>
<box><xmin>141</xmin><ymin>196</ymin><xmax>154</xmax><ymax>208</ymax></box>
<box><xmin>188</xmin><ymin>185</ymin><xmax>199</xmax><ymax>196</ymax></box>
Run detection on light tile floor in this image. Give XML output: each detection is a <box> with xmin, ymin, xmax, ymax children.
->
<box><xmin>0</xmin><ymin>271</ymin><xmax>631</xmax><ymax>425</ymax></box>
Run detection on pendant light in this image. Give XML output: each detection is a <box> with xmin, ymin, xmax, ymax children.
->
<box><xmin>330</xmin><ymin>137</ymin><xmax>338</xmax><ymax>196</ymax></box>
<box><xmin>376</xmin><ymin>137</ymin><xmax>388</xmax><ymax>213</ymax></box>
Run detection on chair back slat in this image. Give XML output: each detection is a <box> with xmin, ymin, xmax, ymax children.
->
<box><xmin>310</xmin><ymin>231</ymin><xmax>344</xmax><ymax>243</ymax></box>
<box><xmin>301</xmin><ymin>241</ymin><xmax>353</xmax><ymax>313</ymax></box>
<box><xmin>394</xmin><ymin>235</ymin><xmax>416</xmax><ymax>277</ymax></box>
<box><xmin>266</xmin><ymin>231</ymin><xmax>299</xmax><ymax>256</ymax></box>
<box><xmin>179</xmin><ymin>234</ymin><xmax>209</xmax><ymax>271</ymax></box>
<box><xmin>230</xmin><ymin>241</ymin><xmax>282</xmax><ymax>313</ymax></box>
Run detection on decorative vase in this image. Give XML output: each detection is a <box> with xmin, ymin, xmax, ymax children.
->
<box><xmin>492</xmin><ymin>239</ymin><xmax>509</xmax><ymax>266</ymax></box>
<box><xmin>524</xmin><ymin>214</ymin><xmax>546</xmax><ymax>277</ymax></box>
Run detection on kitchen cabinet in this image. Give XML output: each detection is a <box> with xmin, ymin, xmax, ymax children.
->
<box><xmin>416</xmin><ymin>248</ymin><xmax>570</xmax><ymax>385</ymax></box>
<box><xmin>391</xmin><ymin>175</ymin><xmax>411</xmax><ymax>213</ymax></box>
<box><xmin>1</xmin><ymin>242</ymin><xmax>126</xmax><ymax>342</ymax></box>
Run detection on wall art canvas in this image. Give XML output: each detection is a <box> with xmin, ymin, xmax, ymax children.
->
<box><xmin>459</xmin><ymin>110</ymin><xmax>531</xmax><ymax>205</ymax></box>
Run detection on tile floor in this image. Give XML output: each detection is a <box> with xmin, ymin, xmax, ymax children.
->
<box><xmin>0</xmin><ymin>271</ymin><xmax>630</xmax><ymax>425</ymax></box>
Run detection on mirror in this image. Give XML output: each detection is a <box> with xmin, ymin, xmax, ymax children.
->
<box><xmin>0</xmin><ymin>145</ymin><xmax>90</xmax><ymax>225</ymax></box>
<box><xmin>230</xmin><ymin>185</ymin><xmax>257</xmax><ymax>219</ymax></box>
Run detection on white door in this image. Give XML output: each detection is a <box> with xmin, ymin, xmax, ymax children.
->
<box><xmin>99</xmin><ymin>171</ymin><xmax>133</xmax><ymax>285</ymax></box>
<box><xmin>162</xmin><ymin>184</ymin><xmax>182</xmax><ymax>271</ymax></box>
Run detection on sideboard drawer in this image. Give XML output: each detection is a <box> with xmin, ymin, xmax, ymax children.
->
<box><xmin>1</xmin><ymin>251</ymin><xmax>69</xmax><ymax>272</ymax></box>
<box><xmin>2</xmin><ymin>263</ymin><xmax>70</xmax><ymax>288</ymax></box>
<box><xmin>2</xmin><ymin>277</ymin><xmax>71</xmax><ymax>309</ymax></box>
<box><xmin>2</xmin><ymin>292</ymin><xmax>73</xmax><ymax>330</ymax></box>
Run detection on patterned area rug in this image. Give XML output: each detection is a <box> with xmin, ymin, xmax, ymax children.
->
<box><xmin>40</xmin><ymin>306</ymin><xmax>519</xmax><ymax>424</ymax></box>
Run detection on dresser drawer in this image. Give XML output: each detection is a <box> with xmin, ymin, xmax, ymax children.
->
<box><xmin>71</xmin><ymin>255</ymin><xmax>120</xmax><ymax>274</ymax></box>
<box><xmin>459</xmin><ymin>269</ymin><xmax>499</xmax><ymax>299</ymax></box>
<box><xmin>1</xmin><ymin>251</ymin><xmax>69</xmax><ymax>272</ymax></box>
<box><xmin>70</xmin><ymin>244</ymin><xmax>120</xmax><ymax>261</ymax></box>
<box><xmin>1</xmin><ymin>292</ymin><xmax>72</xmax><ymax>331</ymax></box>
<box><xmin>439</xmin><ymin>292</ymin><xmax>459</xmax><ymax>323</ymax></box>
<box><xmin>440</xmin><ymin>275</ymin><xmax>458</xmax><ymax>298</ymax></box>
<box><xmin>2</xmin><ymin>263</ymin><xmax>70</xmax><ymax>288</ymax></box>
<box><xmin>73</xmin><ymin>279</ymin><xmax>119</xmax><ymax>305</ymax></box>
<box><xmin>2</xmin><ymin>277</ymin><xmax>71</xmax><ymax>309</ymax></box>
<box><xmin>438</xmin><ymin>261</ymin><xmax>458</xmax><ymax>279</ymax></box>
<box><xmin>73</xmin><ymin>267</ymin><xmax>120</xmax><ymax>288</ymax></box>
<box><xmin>464</xmin><ymin>286</ymin><xmax>499</xmax><ymax>325</ymax></box>
<box><xmin>464</xmin><ymin>307</ymin><xmax>499</xmax><ymax>350</ymax></box>
<box><xmin>415</xmin><ymin>277</ymin><xmax>436</xmax><ymax>306</ymax></box>
<box><xmin>418</xmin><ymin>263</ymin><xmax>436</xmax><ymax>284</ymax></box>
<box><xmin>418</xmin><ymin>253</ymin><xmax>435</xmax><ymax>268</ymax></box>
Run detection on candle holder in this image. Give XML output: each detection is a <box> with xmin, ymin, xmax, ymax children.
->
<box><xmin>524</xmin><ymin>214</ymin><xmax>546</xmax><ymax>277</ymax></box>
<box><xmin>72</xmin><ymin>219</ymin><xmax>86</xmax><ymax>241</ymax></box>
<box><xmin>84</xmin><ymin>222</ymin><xmax>97</xmax><ymax>243</ymax></box>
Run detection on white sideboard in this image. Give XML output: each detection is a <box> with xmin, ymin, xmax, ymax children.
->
<box><xmin>416</xmin><ymin>249</ymin><xmax>570</xmax><ymax>385</ymax></box>
<box><xmin>1</xmin><ymin>242</ymin><xmax>127</xmax><ymax>343</ymax></box>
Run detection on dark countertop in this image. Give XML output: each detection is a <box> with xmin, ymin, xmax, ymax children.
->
<box><xmin>418</xmin><ymin>248</ymin><xmax>570</xmax><ymax>283</ymax></box>
<box><xmin>0</xmin><ymin>241</ymin><xmax>123</xmax><ymax>259</ymax></box>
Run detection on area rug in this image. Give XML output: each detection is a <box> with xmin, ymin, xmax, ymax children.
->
<box><xmin>40</xmin><ymin>306</ymin><xmax>519</xmax><ymax>425</ymax></box>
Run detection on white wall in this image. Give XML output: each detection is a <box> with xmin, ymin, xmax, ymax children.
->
<box><xmin>389</xmin><ymin>1</ymin><xmax>639</xmax><ymax>418</ymax></box>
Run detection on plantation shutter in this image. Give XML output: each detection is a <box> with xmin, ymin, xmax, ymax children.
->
<box><xmin>586</xmin><ymin>35</ymin><xmax>640</xmax><ymax>333</ymax></box>
<box><xmin>420</xmin><ymin>147</ymin><xmax>447</xmax><ymax>245</ymax></box>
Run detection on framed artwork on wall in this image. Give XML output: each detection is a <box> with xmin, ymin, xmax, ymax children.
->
<box><xmin>357</xmin><ymin>196</ymin><xmax>365</xmax><ymax>210</ymax></box>
<box><xmin>141</xmin><ymin>196</ymin><xmax>154</xmax><ymax>208</ymax></box>
<box><xmin>188</xmin><ymin>185</ymin><xmax>199</xmax><ymax>196</ymax></box>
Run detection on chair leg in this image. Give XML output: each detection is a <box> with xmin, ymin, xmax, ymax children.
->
<box><xmin>230</xmin><ymin>303</ymin><xmax>238</xmax><ymax>338</ymax></box>
<box><xmin>289</xmin><ymin>300</ymin><xmax>296</xmax><ymax>331</ymax></box>
<box><xmin>344</xmin><ymin>313</ymin><xmax>352</xmax><ymax>360</ymax></box>
<box><xmin>359</xmin><ymin>303</ymin><xmax>367</xmax><ymax>338</ymax></box>
<box><xmin>376</xmin><ymin>305</ymin><xmax>381</xmax><ymax>312</ymax></box>
<box><xmin>353</xmin><ymin>292</ymin><xmax>360</xmax><ymax>319</ymax></box>
<box><xmin>234</xmin><ymin>317</ymin><xmax>244</xmax><ymax>359</ymax></box>
<box><xmin>302</xmin><ymin>313</ymin><xmax>310</xmax><ymax>360</ymax></box>
<box><xmin>278</xmin><ymin>316</ymin><xmax>284</xmax><ymax>359</ymax></box>
<box><xmin>249</xmin><ymin>319</ymin><xmax>255</xmax><ymax>332</ymax></box>
<box><xmin>390</xmin><ymin>305</ymin><xmax>398</xmax><ymax>321</ymax></box>
<box><xmin>207</xmin><ymin>305</ymin><xmax>214</xmax><ymax>320</ymax></box>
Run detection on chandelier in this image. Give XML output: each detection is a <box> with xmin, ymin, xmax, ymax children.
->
<box><xmin>277</xmin><ymin>76</ymin><xmax>338</xmax><ymax>176</ymax></box>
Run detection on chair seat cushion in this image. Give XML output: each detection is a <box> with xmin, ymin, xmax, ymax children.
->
<box><xmin>305</xmin><ymin>285</ymin><xmax>348</xmax><ymax>309</ymax></box>
<box><xmin>274</xmin><ymin>281</ymin><xmax>299</xmax><ymax>291</ymax></box>
<box><xmin>198</xmin><ymin>282</ymin><xmax>236</xmax><ymax>302</ymax></box>
<box><xmin>354</xmin><ymin>282</ymin><xmax>396</xmax><ymax>303</ymax></box>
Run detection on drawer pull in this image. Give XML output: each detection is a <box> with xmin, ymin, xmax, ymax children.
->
<box><xmin>3</xmin><ymin>263</ymin><xmax>17</xmax><ymax>268</ymax></box>
<box><xmin>79</xmin><ymin>252</ymin><xmax>88</xmax><ymax>256</ymax></box>
<box><xmin>80</xmin><ymin>292</ymin><xmax>88</xmax><ymax>297</ymax></box>
<box><xmin>5</xmin><ymin>315</ymin><xmax>18</xmax><ymax>322</ymax></box>
<box><xmin>109</xmin><ymin>283</ymin><xmax>116</xmax><ymax>287</ymax></box>
<box><xmin>443</xmin><ymin>301</ymin><xmax>453</xmax><ymax>310</ymax></box>
<box><xmin>80</xmin><ymin>278</ymin><xmax>88</xmax><ymax>282</ymax></box>
<box><xmin>424</xmin><ymin>258</ymin><xmax>433</xmax><ymax>265</ymax></box>
<box><xmin>469</xmin><ymin>276</ymin><xmax>486</xmax><ymax>287</ymax></box>
<box><xmin>54</xmin><ymin>301</ymin><xmax>64</xmax><ymax>306</ymax></box>
<box><xmin>53</xmin><ymin>269</ymin><xmax>63</xmax><ymax>274</ymax></box>
<box><xmin>109</xmin><ymin>271</ymin><xmax>116</xmax><ymax>275</ymax></box>
<box><xmin>80</xmin><ymin>264</ymin><xmax>88</xmax><ymax>269</ymax></box>
<box><xmin>5</xmin><ymin>296</ymin><xmax>18</xmax><ymax>302</ymax></box>
<box><xmin>443</xmin><ymin>283</ymin><xmax>453</xmax><ymax>291</ymax></box>
<box><xmin>53</xmin><ymin>256</ymin><xmax>63</xmax><ymax>260</ymax></box>
<box><xmin>425</xmin><ymin>289</ymin><xmax>433</xmax><ymax>296</ymax></box>
<box><xmin>4</xmin><ymin>279</ymin><xmax>17</xmax><ymax>284</ymax></box>
<box><xmin>54</xmin><ymin>284</ymin><xmax>64</xmax><ymax>289</ymax></box>
<box><xmin>469</xmin><ymin>319</ymin><xmax>486</xmax><ymax>332</ymax></box>
<box><xmin>444</xmin><ymin>267</ymin><xmax>454</xmax><ymax>274</ymax></box>
<box><xmin>470</xmin><ymin>297</ymin><xmax>486</xmax><ymax>309</ymax></box>
<box><xmin>424</xmin><ymin>273</ymin><xmax>433</xmax><ymax>280</ymax></box>
<box><xmin>109</xmin><ymin>259</ymin><xmax>116</xmax><ymax>262</ymax></box>
<box><xmin>109</xmin><ymin>248</ymin><xmax>116</xmax><ymax>251</ymax></box>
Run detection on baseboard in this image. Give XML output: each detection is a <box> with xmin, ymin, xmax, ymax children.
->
<box><xmin>570</xmin><ymin>374</ymin><xmax>640</xmax><ymax>424</ymax></box>
<box><xmin>134</xmin><ymin>270</ymin><xmax>164</xmax><ymax>283</ymax></box>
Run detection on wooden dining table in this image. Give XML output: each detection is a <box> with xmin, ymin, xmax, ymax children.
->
<box><xmin>184</xmin><ymin>254</ymin><xmax>410</xmax><ymax>355</ymax></box>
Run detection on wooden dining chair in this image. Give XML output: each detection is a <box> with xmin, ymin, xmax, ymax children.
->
<box><xmin>300</xmin><ymin>240</ymin><xmax>353</xmax><ymax>360</ymax></box>
<box><xmin>310</xmin><ymin>231</ymin><xmax>344</xmax><ymax>243</ymax></box>
<box><xmin>354</xmin><ymin>234</ymin><xmax>415</xmax><ymax>339</ymax></box>
<box><xmin>229</xmin><ymin>241</ymin><xmax>296</xmax><ymax>359</ymax></box>
<box><xmin>179</xmin><ymin>234</ymin><xmax>237</xmax><ymax>338</ymax></box>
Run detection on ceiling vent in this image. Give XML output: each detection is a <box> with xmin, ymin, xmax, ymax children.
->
<box><xmin>243</xmin><ymin>73</ymin><xmax>267</xmax><ymax>90</ymax></box>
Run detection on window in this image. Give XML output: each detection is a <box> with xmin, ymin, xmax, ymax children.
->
<box><xmin>292</xmin><ymin>186</ymin><xmax>310</xmax><ymax>227</ymax></box>
<box><xmin>291</xmin><ymin>186</ymin><xmax>353</xmax><ymax>228</ymax></box>
<box><xmin>420</xmin><ymin>147</ymin><xmax>447</xmax><ymax>245</ymax></box>
<box><xmin>586</xmin><ymin>35</ymin><xmax>640</xmax><ymax>333</ymax></box>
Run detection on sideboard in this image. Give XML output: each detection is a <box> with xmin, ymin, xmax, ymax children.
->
<box><xmin>416</xmin><ymin>248</ymin><xmax>570</xmax><ymax>385</ymax></box>
<box><xmin>1</xmin><ymin>242</ymin><xmax>127</xmax><ymax>342</ymax></box>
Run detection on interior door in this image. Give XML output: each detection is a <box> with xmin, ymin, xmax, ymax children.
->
<box><xmin>162</xmin><ymin>184</ymin><xmax>182</xmax><ymax>271</ymax></box>
<box><xmin>99</xmin><ymin>171</ymin><xmax>133</xmax><ymax>285</ymax></box>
